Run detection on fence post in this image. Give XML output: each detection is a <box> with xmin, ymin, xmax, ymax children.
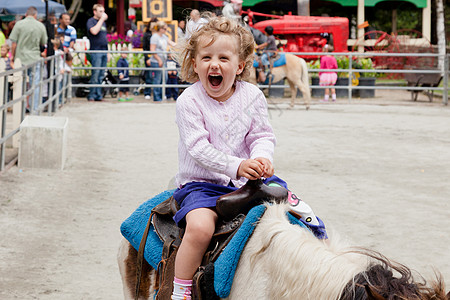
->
<box><xmin>12</xmin><ymin>60</ymin><xmax>23</xmax><ymax>148</ymax></box>
<box><xmin>444</xmin><ymin>54</ymin><xmax>448</xmax><ymax>106</ymax></box>
<box><xmin>0</xmin><ymin>60</ymin><xmax>5</xmax><ymax>140</ymax></box>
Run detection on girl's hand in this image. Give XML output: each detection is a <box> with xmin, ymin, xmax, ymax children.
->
<box><xmin>254</xmin><ymin>157</ymin><xmax>274</xmax><ymax>178</ymax></box>
<box><xmin>237</xmin><ymin>159</ymin><xmax>264</xmax><ymax>180</ymax></box>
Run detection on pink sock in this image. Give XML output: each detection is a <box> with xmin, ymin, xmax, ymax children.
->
<box><xmin>172</xmin><ymin>277</ymin><xmax>192</xmax><ymax>300</ymax></box>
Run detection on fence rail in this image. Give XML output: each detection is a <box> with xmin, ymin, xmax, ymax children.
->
<box><xmin>0</xmin><ymin>53</ymin><xmax>71</xmax><ymax>172</ymax></box>
<box><xmin>1</xmin><ymin>50</ymin><xmax>448</xmax><ymax>172</ymax></box>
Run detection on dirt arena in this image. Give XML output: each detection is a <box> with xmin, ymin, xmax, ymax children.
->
<box><xmin>1</xmin><ymin>90</ymin><xmax>449</xmax><ymax>299</ymax></box>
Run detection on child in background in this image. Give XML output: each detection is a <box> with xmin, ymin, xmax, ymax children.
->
<box><xmin>0</xmin><ymin>44</ymin><xmax>14</xmax><ymax>70</ymax></box>
<box><xmin>171</xmin><ymin>16</ymin><xmax>326</xmax><ymax>300</ymax></box>
<box><xmin>117</xmin><ymin>47</ymin><xmax>132</xmax><ymax>102</ymax></box>
<box><xmin>1</xmin><ymin>44</ymin><xmax>14</xmax><ymax>102</ymax></box>
<box><xmin>165</xmin><ymin>53</ymin><xmax>179</xmax><ymax>101</ymax></box>
<box><xmin>319</xmin><ymin>44</ymin><xmax>338</xmax><ymax>102</ymax></box>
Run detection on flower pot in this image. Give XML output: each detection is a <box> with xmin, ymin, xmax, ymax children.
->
<box><xmin>357</xmin><ymin>77</ymin><xmax>376</xmax><ymax>98</ymax></box>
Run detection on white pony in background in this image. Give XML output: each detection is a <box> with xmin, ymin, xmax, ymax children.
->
<box><xmin>250</xmin><ymin>53</ymin><xmax>311</xmax><ymax>110</ymax></box>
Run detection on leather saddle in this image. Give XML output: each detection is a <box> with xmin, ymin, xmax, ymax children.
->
<box><xmin>135</xmin><ymin>179</ymin><xmax>288</xmax><ymax>300</ymax></box>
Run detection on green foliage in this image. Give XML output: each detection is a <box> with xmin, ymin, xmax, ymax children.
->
<box><xmin>357</xmin><ymin>58</ymin><xmax>376</xmax><ymax>78</ymax></box>
<box><xmin>307</xmin><ymin>59</ymin><xmax>320</xmax><ymax>78</ymax></box>
<box><xmin>308</xmin><ymin>56</ymin><xmax>377</xmax><ymax>78</ymax></box>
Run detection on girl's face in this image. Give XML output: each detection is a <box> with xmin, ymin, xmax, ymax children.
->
<box><xmin>193</xmin><ymin>34</ymin><xmax>245</xmax><ymax>102</ymax></box>
<box><xmin>1</xmin><ymin>47</ymin><xmax>7</xmax><ymax>57</ymax></box>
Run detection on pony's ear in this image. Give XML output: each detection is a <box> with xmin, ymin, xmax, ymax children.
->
<box><xmin>364</xmin><ymin>285</ymin><xmax>386</xmax><ymax>300</ymax></box>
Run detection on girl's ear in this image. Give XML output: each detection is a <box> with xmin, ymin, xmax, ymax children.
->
<box><xmin>236</xmin><ymin>61</ymin><xmax>245</xmax><ymax>75</ymax></box>
<box><xmin>192</xmin><ymin>58</ymin><xmax>198</xmax><ymax>73</ymax></box>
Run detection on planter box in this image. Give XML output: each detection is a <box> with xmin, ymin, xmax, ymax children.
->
<box><xmin>357</xmin><ymin>77</ymin><xmax>376</xmax><ymax>98</ymax></box>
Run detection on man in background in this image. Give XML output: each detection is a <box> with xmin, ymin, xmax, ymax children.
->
<box><xmin>185</xmin><ymin>9</ymin><xmax>207</xmax><ymax>40</ymax></box>
<box><xmin>86</xmin><ymin>4</ymin><xmax>108</xmax><ymax>101</ymax></box>
<box><xmin>57</xmin><ymin>13</ymin><xmax>77</xmax><ymax>53</ymax></box>
<box><xmin>9</xmin><ymin>6</ymin><xmax>47</xmax><ymax>112</ymax></box>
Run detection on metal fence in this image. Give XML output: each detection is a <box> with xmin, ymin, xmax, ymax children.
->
<box><xmin>70</xmin><ymin>50</ymin><xmax>449</xmax><ymax>105</ymax></box>
<box><xmin>0</xmin><ymin>53</ymin><xmax>71</xmax><ymax>171</ymax></box>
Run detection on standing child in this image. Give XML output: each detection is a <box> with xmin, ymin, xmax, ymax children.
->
<box><xmin>1</xmin><ymin>44</ymin><xmax>14</xmax><ymax>102</ymax></box>
<box><xmin>171</xmin><ymin>16</ymin><xmax>326</xmax><ymax>300</ymax></box>
<box><xmin>319</xmin><ymin>44</ymin><xmax>338</xmax><ymax>102</ymax></box>
<box><xmin>165</xmin><ymin>53</ymin><xmax>179</xmax><ymax>100</ymax></box>
<box><xmin>117</xmin><ymin>47</ymin><xmax>132</xmax><ymax>101</ymax></box>
<box><xmin>0</xmin><ymin>44</ymin><xmax>14</xmax><ymax>70</ymax></box>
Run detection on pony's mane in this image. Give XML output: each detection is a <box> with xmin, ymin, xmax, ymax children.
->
<box><xmin>341</xmin><ymin>250</ymin><xmax>449</xmax><ymax>300</ymax></box>
<box><xmin>231</xmin><ymin>203</ymin><xmax>448</xmax><ymax>300</ymax></box>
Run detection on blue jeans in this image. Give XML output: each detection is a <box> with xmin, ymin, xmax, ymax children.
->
<box><xmin>88</xmin><ymin>52</ymin><xmax>107</xmax><ymax>100</ymax></box>
<box><xmin>27</xmin><ymin>63</ymin><xmax>41</xmax><ymax>111</ymax></box>
<box><xmin>144</xmin><ymin>70</ymin><xmax>152</xmax><ymax>96</ymax></box>
<box><xmin>150</xmin><ymin>61</ymin><xmax>162</xmax><ymax>101</ymax></box>
<box><xmin>261</xmin><ymin>52</ymin><xmax>274</xmax><ymax>67</ymax></box>
<box><xmin>166</xmin><ymin>76</ymin><xmax>178</xmax><ymax>100</ymax></box>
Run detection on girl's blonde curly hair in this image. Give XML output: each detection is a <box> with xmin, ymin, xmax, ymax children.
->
<box><xmin>176</xmin><ymin>16</ymin><xmax>255</xmax><ymax>83</ymax></box>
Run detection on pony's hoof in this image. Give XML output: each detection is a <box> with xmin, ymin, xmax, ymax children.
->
<box><xmin>305</xmin><ymin>106</ymin><xmax>310</xmax><ymax>111</ymax></box>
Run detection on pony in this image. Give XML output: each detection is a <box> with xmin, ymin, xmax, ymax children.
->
<box><xmin>117</xmin><ymin>203</ymin><xmax>449</xmax><ymax>300</ymax></box>
<box><xmin>249</xmin><ymin>53</ymin><xmax>311</xmax><ymax>110</ymax></box>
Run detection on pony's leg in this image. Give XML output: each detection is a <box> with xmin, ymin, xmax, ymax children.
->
<box><xmin>287</xmin><ymin>81</ymin><xmax>296</xmax><ymax>108</ymax></box>
<box><xmin>117</xmin><ymin>238</ymin><xmax>155</xmax><ymax>300</ymax></box>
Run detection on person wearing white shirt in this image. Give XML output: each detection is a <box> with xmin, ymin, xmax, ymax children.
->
<box><xmin>185</xmin><ymin>9</ymin><xmax>208</xmax><ymax>40</ymax></box>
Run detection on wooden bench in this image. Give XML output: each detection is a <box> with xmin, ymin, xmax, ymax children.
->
<box><xmin>404</xmin><ymin>72</ymin><xmax>442</xmax><ymax>102</ymax></box>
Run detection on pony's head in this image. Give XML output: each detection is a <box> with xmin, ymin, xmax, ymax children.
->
<box><xmin>341</xmin><ymin>250</ymin><xmax>450</xmax><ymax>300</ymax></box>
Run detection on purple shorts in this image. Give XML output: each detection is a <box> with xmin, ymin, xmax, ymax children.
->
<box><xmin>172</xmin><ymin>176</ymin><xmax>287</xmax><ymax>226</ymax></box>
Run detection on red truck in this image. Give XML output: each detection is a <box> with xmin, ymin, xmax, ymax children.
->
<box><xmin>244</xmin><ymin>10</ymin><xmax>349</xmax><ymax>57</ymax></box>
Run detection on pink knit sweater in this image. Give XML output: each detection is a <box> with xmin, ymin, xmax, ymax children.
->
<box><xmin>175</xmin><ymin>81</ymin><xmax>276</xmax><ymax>188</ymax></box>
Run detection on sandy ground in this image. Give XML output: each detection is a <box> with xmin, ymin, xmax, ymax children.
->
<box><xmin>0</xmin><ymin>90</ymin><xmax>449</xmax><ymax>299</ymax></box>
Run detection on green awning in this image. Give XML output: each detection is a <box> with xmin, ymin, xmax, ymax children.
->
<box><xmin>242</xmin><ymin>0</ymin><xmax>270</xmax><ymax>7</ymax></box>
<box><xmin>325</xmin><ymin>0</ymin><xmax>427</xmax><ymax>8</ymax></box>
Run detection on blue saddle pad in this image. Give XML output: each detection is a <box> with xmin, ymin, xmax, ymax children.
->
<box><xmin>253</xmin><ymin>53</ymin><xmax>286</xmax><ymax>68</ymax></box>
<box><xmin>120</xmin><ymin>190</ymin><xmax>309</xmax><ymax>298</ymax></box>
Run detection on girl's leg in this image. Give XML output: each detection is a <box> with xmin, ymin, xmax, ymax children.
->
<box><xmin>324</xmin><ymin>88</ymin><xmax>330</xmax><ymax>101</ymax></box>
<box><xmin>331</xmin><ymin>87</ymin><xmax>336</xmax><ymax>101</ymax></box>
<box><xmin>172</xmin><ymin>208</ymin><xmax>218</xmax><ymax>299</ymax></box>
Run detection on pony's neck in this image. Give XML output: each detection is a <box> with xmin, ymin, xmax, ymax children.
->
<box><xmin>231</xmin><ymin>205</ymin><xmax>369</xmax><ymax>300</ymax></box>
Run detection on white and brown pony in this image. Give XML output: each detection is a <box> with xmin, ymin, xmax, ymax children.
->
<box><xmin>118</xmin><ymin>203</ymin><xmax>448</xmax><ymax>300</ymax></box>
<box><xmin>249</xmin><ymin>53</ymin><xmax>311</xmax><ymax>110</ymax></box>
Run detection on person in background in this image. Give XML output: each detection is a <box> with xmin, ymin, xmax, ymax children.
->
<box><xmin>149</xmin><ymin>21</ymin><xmax>176</xmax><ymax>102</ymax></box>
<box><xmin>57</xmin><ymin>13</ymin><xmax>77</xmax><ymax>53</ymax></box>
<box><xmin>165</xmin><ymin>53</ymin><xmax>179</xmax><ymax>101</ymax></box>
<box><xmin>222</xmin><ymin>0</ymin><xmax>242</xmax><ymax>22</ymax></box>
<box><xmin>117</xmin><ymin>46</ymin><xmax>132</xmax><ymax>102</ymax></box>
<box><xmin>9</xmin><ymin>6</ymin><xmax>47</xmax><ymax>111</ymax></box>
<box><xmin>142</xmin><ymin>17</ymin><xmax>158</xmax><ymax>100</ymax></box>
<box><xmin>86</xmin><ymin>4</ymin><xmax>108</xmax><ymax>101</ymax></box>
<box><xmin>1</xmin><ymin>43</ymin><xmax>14</xmax><ymax>102</ymax></box>
<box><xmin>255</xmin><ymin>25</ymin><xmax>277</xmax><ymax>83</ymax></box>
<box><xmin>184</xmin><ymin>9</ymin><xmax>207</xmax><ymax>40</ymax></box>
<box><xmin>177</xmin><ymin>19</ymin><xmax>185</xmax><ymax>42</ymax></box>
<box><xmin>0</xmin><ymin>44</ymin><xmax>14</xmax><ymax>70</ymax></box>
<box><xmin>319</xmin><ymin>44</ymin><xmax>338</xmax><ymax>102</ymax></box>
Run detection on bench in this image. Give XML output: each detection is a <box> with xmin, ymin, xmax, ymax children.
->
<box><xmin>404</xmin><ymin>71</ymin><xmax>442</xmax><ymax>102</ymax></box>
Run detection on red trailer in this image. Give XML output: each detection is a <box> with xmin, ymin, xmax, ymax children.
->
<box><xmin>244</xmin><ymin>11</ymin><xmax>349</xmax><ymax>57</ymax></box>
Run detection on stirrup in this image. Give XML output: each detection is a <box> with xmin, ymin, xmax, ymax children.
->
<box><xmin>216</xmin><ymin>179</ymin><xmax>288</xmax><ymax>221</ymax></box>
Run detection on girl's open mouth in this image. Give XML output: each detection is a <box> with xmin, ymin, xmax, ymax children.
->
<box><xmin>208</xmin><ymin>74</ymin><xmax>223</xmax><ymax>87</ymax></box>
